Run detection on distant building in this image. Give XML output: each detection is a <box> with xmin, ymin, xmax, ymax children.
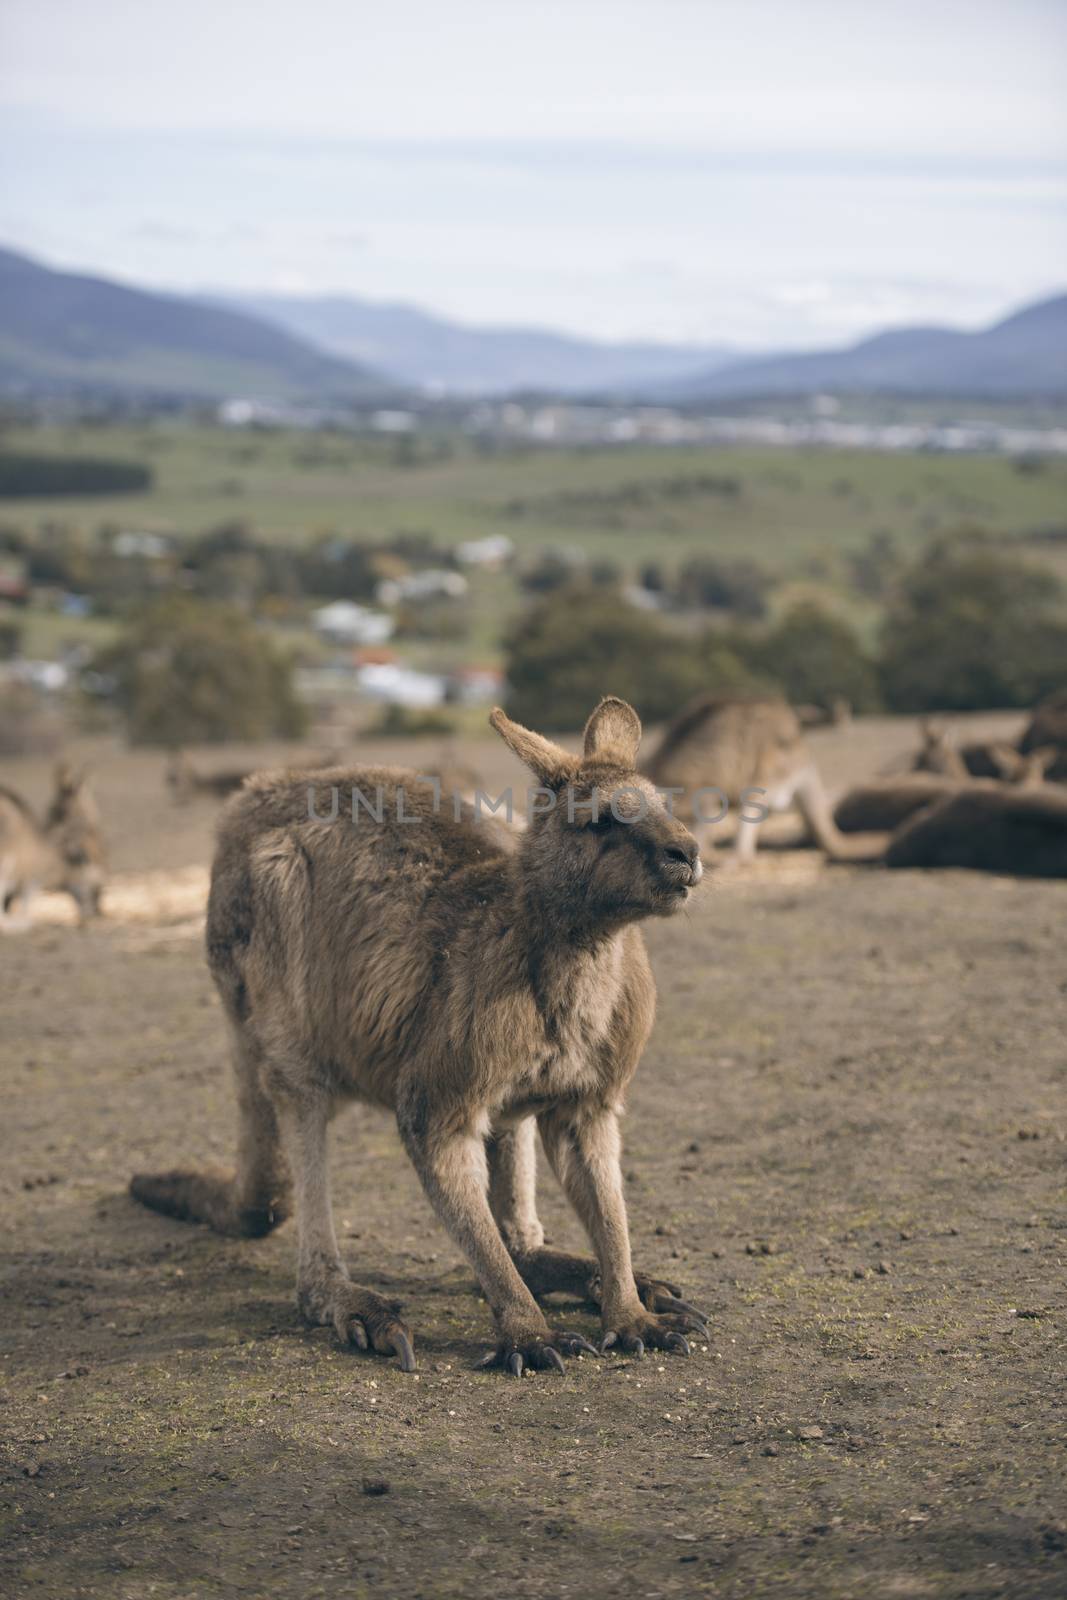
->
<box><xmin>311</xmin><ymin>600</ymin><xmax>395</xmax><ymax>646</ymax></box>
<box><xmin>456</xmin><ymin>535</ymin><xmax>514</xmax><ymax>568</ymax></box>
<box><xmin>376</xmin><ymin>570</ymin><xmax>468</xmax><ymax>606</ymax></box>
<box><xmin>447</xmin><ymin>664</ymin><xmax>505</xmax><ymax>705</ymax></box>
<box><xmin>356</xmin><ymin>662</ymin><xmax>447</xmax><ymax>708</ymax></box>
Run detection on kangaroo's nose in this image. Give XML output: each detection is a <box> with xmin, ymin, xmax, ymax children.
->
<box><xmin>663</xmin><ymin>843</ymin><xmax>702</xmax><ymax>884</ymax></box>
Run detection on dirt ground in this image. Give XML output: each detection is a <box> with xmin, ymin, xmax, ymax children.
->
<box><xmin>2</xmin><ymin>713</ymin><xmax>1065</xmax><ymax>1600</ymax></box>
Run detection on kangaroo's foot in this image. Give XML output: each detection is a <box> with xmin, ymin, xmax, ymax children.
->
<box><xmin>475</xmin><ymin>1314</ymin><xmax>599</xmax><ymax>1378</ymax></box>
<box><xmin>129</xmin><ymin>1168</ymin><xmax>289</xmax><ymax>1238</ymax></box>
<box><xmin>513</xmin><ymin>1246</ymin><xmax>708</xmax><ymax>1326</ymax></box>
<box><xmin>600</xmin><ymin>1306</ymin><xmax>707</xmax><ymax>1360</ymax></box>
<box><xmin>297</xmin><ymin>1275</ymin><xmax>416</xmax><ymax>1373</ymax></box>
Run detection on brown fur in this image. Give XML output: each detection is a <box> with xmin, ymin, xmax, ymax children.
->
<box><xmin>839</xmin><ymin>748</ymin><xmax>1057</xmax><ymax>835</ymax></box>
<box><xmin>643</xmin><ymin>693</ymin><xmax>879</xmax><ymax>863</ymax></box>
<box><xmin>1019</xmin><ymin>692</ymin><xmax>1067</xmax><ymax>782</ymax></box>
<box><xmin>886</xmin><ymin>782</ymin><xmax>1067</xmax><ymax>877</ymax></box>
<box><xmin>131</xmin><ymin>698</ymin><xmax>708</xmax><ymax>1376</ymax></box>
<box><xmin>166</xmin><ymin>750</ymin><xmax>258</xmax><ymax>803</ymax></box>
<box><xmin>0</xmin><ymin>764</ymin><xmax>106</xmax><ymax>925</ymax></box>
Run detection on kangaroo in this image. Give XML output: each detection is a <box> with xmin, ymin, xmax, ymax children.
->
<box><xmin>168</xmin><ymin>749</ymin><xmax>343</xmax><ymax>804</ymax></box>
<box><xmin>643</xmin><ymin>693</ymin><xmax>878</xmax><ymax>863</ymax></box>
<box><xmin>1019</xmin><ymin>691</ymin><xmax>1067</xmax><ymax>782</ymax></box>
<box><xmin>834</xmin><ymin>749</ymin><xmax>1056</xmax><ymax>835</ymax></box>
<box><xmin>166</xmin><ymin>750</ymin><xmax>258</xmax><ymax>803</ymax></box>
<box><xmin>0</xmin><ymin>764</ymin><xmax>106</xmax><ymax>926</ymax></box>
<box><xmin>885</xmin><ymin>780</ymin><xmax>1067</xmax><ymax>878</ymax></box>
<box><xmin>131</xmin><ymin>697</ymin><xmax>708</xmax><ymax>1376</ymax></box>
<box><xmin>903</xmin><ymin>718</ymin><xmax>1033</xmax><ymax>782</ymax></box>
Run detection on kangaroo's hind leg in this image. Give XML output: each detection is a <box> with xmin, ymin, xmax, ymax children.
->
<box><xmin>274</xmin><ymin>1084</ymin><xmax>416</xmax><ymax>1372</ymax></box>
<box><xmin>487</xmin><ymin>1118</ymin><xmax>703</xmax><ymax>1328</ymax></box>
<box><xmin>130</xmin><ymin>1024</ymin><xmax>291</xmax><ymax>1237</ymax></box>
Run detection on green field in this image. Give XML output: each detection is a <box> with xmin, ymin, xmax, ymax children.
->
<box><xmin>3</xmin><ymin>420</ymin><xmax>1067</xmax><ymax>664</ymax></box>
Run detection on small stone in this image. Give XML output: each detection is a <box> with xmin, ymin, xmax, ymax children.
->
<box><xmin>654</xmin><ymin>1224</ymin><xmax>674</xmax><ymax>1237</ymax></box>
<box><xmin>731</xmin><ymin>1434</ymin><xmax>747</xmax><ymax>1445</ymax></box>
<box><xmin>761</xmin><ymin>1443</ymin><xmax>780</xmax><ymax>1457</ymax></box>
<box><xmin>876</xmin><ymin>1260</ymin><xmax>892</xmax><ymax>1275</ymax></box>
<box><xmin>362</xmin><ymin>1477</ymin><xmax>390</xmax><ymax>1497</ymax></box>
<box><xmin>797</xmin><ymin>1425</ymin><xmax>824</xmax><ymax>1440</ymax></box>
<box><xmin>853</xmin><ymin>1267</ymin><xmax>870</xmax><ymax>1280</ymax></box>
<box><xmin>23</xmin><ymin>1462</ymin><xmax>43</xmax><ymax>1478</ymax></box>
<box><xmin>687</xmin><ymin>1142</ymin><xmax>701</xmax><ymax>1154</ymax></box>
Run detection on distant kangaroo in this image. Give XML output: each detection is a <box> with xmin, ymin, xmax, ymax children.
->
<box><xmin>167</xmin><ymin>749</ymin><xmax>342</xmax><ymax>804</ymax></box>
<box><xmin>1019</xmin><ymin>691</ymin><xmax>1067</xmax><ymax>782</ymax></box>
<box><xmin>643</xmin><ymin>693</ymin><xmax>878</xmax><ymax>863</ymax></box>
<box><xmin>0</xmin><ymin>764</ymin><xmax>106</xmax><ymax>926</ymax></box>
<box><xmin>166</xmin><ymin>750</ymin><xmax>258</xmax><ymax>803</ymax></box>
<box><xmin>835</xmin><ymin>748</ymin><xmax>1056</xmax><ymax>835</ymax></box>
<box><xmin>131</xmin><ymin>698</ymin><xmax>708</xmax><ymax>1376</ymax></box>
<box><xmin>886</xmin><ymin>779</ymin><xmax>1067</xmax><ymax>877</ymax></box>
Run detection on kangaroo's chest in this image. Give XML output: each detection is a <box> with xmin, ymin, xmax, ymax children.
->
<box><xmin>496</xmin><ymin>947</ymin><xmax>627</xmax><ymax>1113</ymax></box>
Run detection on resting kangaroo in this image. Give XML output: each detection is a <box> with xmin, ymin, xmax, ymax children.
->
<box><xmin>131</xmin><ymin>697</ymin><xmax>708</xmax><ymax>1376</ymax></box>
<box><xmin>0</xmin><ymin>764</ymin><xmax>105</xmax><ymax>927</ymax></box>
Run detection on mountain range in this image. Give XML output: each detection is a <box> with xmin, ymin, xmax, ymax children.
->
<box><xmin>657</xmin><ymin>294</ymin><xmax>1067</xmax><ymax>401</ymax></box>
<box><xmin>215</xmin><ymin>290</ymin><xmax>739</xmax><ymax>396</ymax></box>
<box><xmin>1</xmin><ymin>243</ymin><xmax>1064</xmax><ymax>403</ymax></box>
<box><xmin>0</xmin><ymin>246</ymin><xmax>390</xmax><ymax>402</ymax></box>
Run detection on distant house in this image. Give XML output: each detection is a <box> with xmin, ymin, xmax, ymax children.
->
<box><xmin>356</xmin><ymin>662</ymin><xmax>447</xmax><ymax>708</ymax></box>
<box><xmin>376</xmin><ymin>570</ymin><xmax>468</xmax><ymax>607</ymax></box>
<box><xmin>447</xmin><ymin>664</ymin><xmax>506</xmax><ymax>705</ymax></box>
<box><xmin>312</xmin><ymin>600</ymin><xmax>395</xmax><ymax>646</ymax></box>
<box><xmin>113</xmin><ymin>531</ymin><xmax>172</xmax><ymax>560</ymax></box>
<box><xmin>456</xmin><ymin>535</ymin><xmax>514</xmax><ymax>569</ymax></box>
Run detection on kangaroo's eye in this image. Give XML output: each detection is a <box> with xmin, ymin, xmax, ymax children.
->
<box><xmin>67</xmin><ymin>848</ymin><xmax>89</xmax><ymax>866</ymax></box>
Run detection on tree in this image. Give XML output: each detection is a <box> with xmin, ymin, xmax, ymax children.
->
<box><xmin>93</xmin><ymin>595</ymin><xmax>307</xmax><ymax>746</ymax></box>
<box><xmin>503</xmin><ymin>585</ymin><xmax>743</xmax><ymax>731</ymax></box>
<box><xmin>879</xmin><ymin>539</ymin><xmax>1067</xmax><ymax>711</ymax></box>
<box><xmin>739</xmin><ymin>602</ymin><xmax>882</xmax><ymax>713</ymax></box>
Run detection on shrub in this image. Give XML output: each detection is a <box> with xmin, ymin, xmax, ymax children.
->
<box><xmin>675</xmin><ymin>556</ymin><xmax>771</xmax><ymax>620</ymax></box>
<box><xmin>93</xmin><ymin>595</ymin><xmax>307</xmax><ymax>746</ymax></box>
<box><xmin>879</xmin><ymin>539</ymin><xmax>1067</xmax><ymax>711</ymax></box>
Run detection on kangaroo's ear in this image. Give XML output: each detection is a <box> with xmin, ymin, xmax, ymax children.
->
<box><xmin>988</xmin><ymin>743</ymin><xmax>1022</xmax><ymax>780</ymax></box>
<box><xmin>54</xmin><ymin>760</ymin><xmax>88</xmax><ymax>794</ymax></box>
<box><xmin>583</xmin><ymin>696</ymin><xmax>642</xmax><ymax>765</ymax></box>
<box><xmin>489</xmin><ymin>707</ymin><xmax>575</xmax><ymax>789</ymax></box>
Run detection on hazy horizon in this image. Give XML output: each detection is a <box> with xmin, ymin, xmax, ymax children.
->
<box><xmin>2</xmin><ymin>0</ymin><xmax>1065</xmax><ymax>351</ymax></box>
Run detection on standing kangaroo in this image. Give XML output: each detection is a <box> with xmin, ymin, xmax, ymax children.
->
<box><xmin>131</xmin><ymin>698</ymin><xmax>708</xmax><ymax>1376</ymax></box>
<box><xmin>643</xmin><ymin>694</ymin><xmax>877</xmax><ymax>863</ymax></box>
<box><xmin>0</xmin><ymin>764</ymin><xmax>105</xmax><ymax>927</ymax></box>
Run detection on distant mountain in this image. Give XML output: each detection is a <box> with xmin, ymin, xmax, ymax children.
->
<box><xmin>218</xmin><ymin>291</ymin><xmax>740</xmax><ymax>396</ymax></box>
<box><xmin>0</xmin><ymin>246</ymin><xmax>392</xmax><ymax>402</ymax></box>
<box><xmin>659</xmin><ymin>294</ymin><xmax>1067</xmax><ymax>401</ymax></box>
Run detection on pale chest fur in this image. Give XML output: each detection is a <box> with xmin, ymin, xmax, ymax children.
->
<box><xmin>488</xmin><ymin>937</ymin><xmax>631</xmax><ymax>1115</ymax></box>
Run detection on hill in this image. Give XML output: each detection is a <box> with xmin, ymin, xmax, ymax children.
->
<box><xmin>219</xmin><ymin>290</ymin><xmax>739</xmax><ymax>395</ymax></box>
<box><xmin>0</xmin><ymin>246</ymin><xmax>392</xmax><ymax>402</ymax></box>
<box><xmin>661</xmin><ymin>293</ymin><xmax>1067</xmax><ymax>401</ymax></box>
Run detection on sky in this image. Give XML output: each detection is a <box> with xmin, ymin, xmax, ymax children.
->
<box><xmin>1</xmin><ymin>0</ymin><xmax>1065</xmax><ymax>350</ymax></box>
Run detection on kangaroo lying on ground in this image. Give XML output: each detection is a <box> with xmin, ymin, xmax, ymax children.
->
<box><xmin>0</xmin><ymin>764</ymin><xmax>105</xmax><ymax>926</ymax></box>
<box><xmin>131</xmin><ymin>697</ymin><xmax>708</xmax><ymax>1376</ymax></box>
<box><xmin>167</xmin><ymin>749</ymin><xmax>343</xmax><ymax>804</ymax></box>
<box><xmin>885</xmin><ymin>779</ymin><xmax>1067</xmax><ymax>877</ymax></box>
<box><xmin>643</xmin><ymin>693</ymin><xmax>879</xmax><ymax>863</ymax></box>
<box><xmin>835</xmin><ymin>749</ymin><xmax>1057</xmax><ymax>834</ymax></box>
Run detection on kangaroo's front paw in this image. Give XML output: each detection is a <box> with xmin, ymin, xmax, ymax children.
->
<box><xmin>298</xmin><ymin>1280</ymin><xmax>416</xmax><ymax>1372</ymax></box>
<box><xmin>601</xmin><ymin>1307</ymin><xmax>706</xmax><ymax>1359</ymax></box>
<box><xmin>475</xmin><ymin>1322</ymin><xmax>597</xmax><ymax>1378</ymax></box>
